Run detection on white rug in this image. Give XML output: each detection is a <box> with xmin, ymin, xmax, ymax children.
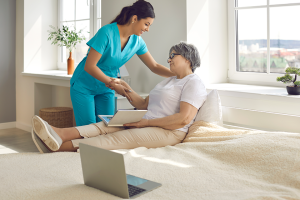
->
<box><xmin>0</xmin><ymin>124</ymin><xmax>300</xmax><ymax>199</ymax></box>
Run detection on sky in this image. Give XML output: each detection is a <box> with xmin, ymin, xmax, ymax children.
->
<box><xmin>237</xmin><ymin>1</ymin><xmax>300</xmax><ymax>40</ymax></box>
<box><xmin>238</xmin><ymin>0</ymin><xmax>300</xmax><ymax>7</ymax></box>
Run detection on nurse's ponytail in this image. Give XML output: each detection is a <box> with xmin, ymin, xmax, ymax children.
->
<box><xmin>110</xmin><ymin>0</ymin><xmax>155</xmax><ymax>25</ymax></box>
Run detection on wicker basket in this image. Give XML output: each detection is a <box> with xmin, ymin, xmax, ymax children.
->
<box><xmin>39</xmin><ymin>107</ymin><xmax>73</xmax><ymax>128</ymax></box>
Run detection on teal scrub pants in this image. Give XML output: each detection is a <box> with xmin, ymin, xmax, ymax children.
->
<box><xmin>70</xmin><ymin>86</ymin><xmax>116</xmax><ymax>126</ymax></box>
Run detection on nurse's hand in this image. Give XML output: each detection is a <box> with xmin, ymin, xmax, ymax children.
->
<box><xmin>113</xmin><ymin>84</ymin><xmax>132</xmax><ymax>102</ymax></box>
<box><xmin>106</xmin><ymin>78</ymin><xmax>129</xmax><ymax>90</ymax></box>
<box><xmin>106</xmin><ymin>82</ymin><xmax>114</xmax><ymax>90</ymax></box>
<box><xmin>105</xmin><ymin>78</ymin><xmax>121</xmax><ymax>90</ymax></box>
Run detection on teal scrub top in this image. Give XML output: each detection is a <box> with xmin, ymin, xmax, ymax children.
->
<box><xmin>70</xmin><ymin>22</ymin><xmax>148</xmax><ymax>94</ymax></box>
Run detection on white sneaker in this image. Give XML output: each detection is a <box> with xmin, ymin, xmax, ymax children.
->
<box><xmin>31</xmin><ymin>115</ymin><xmax>63</xmax><ymax>151</ymax></box>
<box><xmin>31</xmin><ymin>129</ymin><xmax>51</xmax><ymax>153</ymax></box>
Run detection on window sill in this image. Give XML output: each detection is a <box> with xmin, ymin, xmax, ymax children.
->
<box><xmin>22</xmin><ymin>72</ymin><xmax>297</xmax><ymax>99</ymax></box>
<box><xmin>22</xmin><ymin>70</ymin><xmax>72</xmax><ymax>81</ymax></box>
<box><xmin>206</xmin><ymin>83</ymin><xmax>300</xmax><ymax>99</ymax></box>
<box><xmin>22</xmin><ymin>70</ymin><xmax>149</xmax><ymax>100</ymax></box>
<box><xmin>206</xmin><ymin>83</ymin><xmax>300</xmax><ymax>133</ymax></box>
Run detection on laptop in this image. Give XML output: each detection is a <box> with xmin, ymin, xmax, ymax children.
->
<box><xmin>79</xmin><ymin>143</ymin><xmax>162</xmax><ymax>199</ymax></box>
<box><xmin>98</xmin><ymin>109</ymin><xmax>147</xmax><ymax>126</ymax></box>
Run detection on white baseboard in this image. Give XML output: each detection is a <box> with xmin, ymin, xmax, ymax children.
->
<box><xmin>222</xmin><ymin>106</ymin><xmax>300</xmax><ymax>133</ymax></box>
<box><xmin>16</xmin><ymin>122</ymin><xmax>32</xmax><ymax>132</ymax></box>
<box><xmin>0</xmin><ymin>122</ymin><xmax>16</xmax><ymax>130</ymax></box>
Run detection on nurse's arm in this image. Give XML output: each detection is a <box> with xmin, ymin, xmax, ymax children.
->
<box><xmin>85</xmin><ymin>48</ymin><xmax>132</xmax><ymax>101</ymax></box>
<box><xmin>84</xmin><ymin>47</ymin><xmax>111</xmax><ymax>84</ymax></box>
<box><xmin>138</xmin><ymin>52</ymin><xmax>175</xmax><ymax>78</ymax></box>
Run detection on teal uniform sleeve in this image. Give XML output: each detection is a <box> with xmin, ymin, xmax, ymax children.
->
<box><xmin>136</xmin><ymin>37</ymin><xmax>148</xmax><ymax>55</ymax></box>
<box><xmin>86</xmin><ymin>26</ymin><xmax>109</xmax><ymax>55</ymax></box>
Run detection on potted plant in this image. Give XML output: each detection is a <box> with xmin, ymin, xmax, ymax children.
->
<box><xmin>277</xmin><ymin>67</ymin><xmax>300</xmax><ymax>95</ymax></box>
<box><xmin>47</xmin><ymin>25</ymin><xmax>87</xmax><ymax>75</ymax></box>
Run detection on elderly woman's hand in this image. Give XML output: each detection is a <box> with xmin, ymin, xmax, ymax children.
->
<box><xmin>113</xmin><ymin>84</ymin><xmax>132</xmax><ymax>102</ymax></box>
<box><xmin>123</xmin><ymin>118</ymin><xmax>149</xmax><ymax>128</ymax></box>
<box><xmin>106</xmin><ymin>78</ymin><xmax>132</xmax><ymax>101</ymax></box>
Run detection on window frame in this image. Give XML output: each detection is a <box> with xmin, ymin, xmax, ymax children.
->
<box><xmin>57</xmin><ymin>0</ymin><xmax>101</xmax><ymax>70</ymax></box>
<box><xmin>227</xmin><ymin>0</ymin><xmax>300</xmax><ymax>86</ymax></box>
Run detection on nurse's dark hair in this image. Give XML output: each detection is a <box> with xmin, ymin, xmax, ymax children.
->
<box><xmin>110</xmin><ymin>0</ymin><xmax>155</xmax><ymax>25</ymax></box>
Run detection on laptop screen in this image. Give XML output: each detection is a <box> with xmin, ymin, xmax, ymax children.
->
<box><xmin>126</xmin><ymin>174</ymin><xmax>148</xmax><ymax>186</ymax></box>
<box><xmin>101</xmin><ymin>116</ymin><xmax>112</xmax><ymax>123</ymax></box>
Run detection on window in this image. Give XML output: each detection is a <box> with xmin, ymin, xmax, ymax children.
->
<box><xmin>228</xmin><ymin>0</ymin><xmax>300</xmax><ymax>85</ymax></box>
<box><xmin>58</xmin><ymin>0</ymin><xmax>101</xmax><ymax>70</ymax></box>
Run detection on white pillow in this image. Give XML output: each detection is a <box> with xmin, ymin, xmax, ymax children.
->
<box><xmin>194</xmin><ymin>89</ymin><xmax>223</xmax><ymax>126</ymax></box>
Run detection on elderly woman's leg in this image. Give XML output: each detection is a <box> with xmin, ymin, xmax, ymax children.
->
<box><xmin>33</xmin><ymin>115</ymin><xmax>186</xmax><ymax>152</ymax></box>
<box><xmin>71</xmin><ymin>123</ymin><xmax>187</xmax><ymax>150</ymax></box>
<box><xmin>57</xmin><ymin>141</ymin><xmax>78</xmax><ymax>152</ymax></box>
<box><xmin>32</xmin><ymin>115</ymin><xmax>123</xmax><ymax>152</ymax></box>
<box><xmin>51</xmin><ymin>126</ymin><xmax>82</xmax><ymax>143</ymax></box>
<box><xmin>54</xmin><ymin>122</ymin><xmax>125</xmax><ymax>152</ymax></box>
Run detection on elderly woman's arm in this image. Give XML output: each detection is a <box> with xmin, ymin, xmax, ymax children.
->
<box><xmin>124</xmin><ymin>101</ymin><xmax>198</xmax><ymax>130</ymax></box>
<box><xmin>126</xmin><ymin>92</ymin><xmax>149</xmax><ymax>110</ymax></box>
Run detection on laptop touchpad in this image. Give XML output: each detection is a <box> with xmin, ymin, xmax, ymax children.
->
<box><xmin>126</xmin><ymin>174</ymin><xmax>148</xmax><ymax>186</ymax></box>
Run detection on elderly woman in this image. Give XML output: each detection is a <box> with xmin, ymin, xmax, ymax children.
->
<box><xmin>31</xmin><ymin>42</ymin><xmax>207</xmax><ymax>153</ymax></box>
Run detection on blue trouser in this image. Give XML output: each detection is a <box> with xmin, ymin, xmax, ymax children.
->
<box><xmin>70</xmin><ymin>86</ymin><xmax>115</xmax><ymax>126</ymax></box>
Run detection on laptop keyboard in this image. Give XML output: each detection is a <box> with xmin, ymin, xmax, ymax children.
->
<box><xmin>128</xmin><ymin>184</ymin><xmax>146</xmax><ymax>197</ymax></box>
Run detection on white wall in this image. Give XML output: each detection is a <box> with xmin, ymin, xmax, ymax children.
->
<box><xmin>15</xmin><ymin>0</ymin><xmax>229</xmax><ymax>131</ymax></box>
<box><xmin>187</xmin><ymin>0</ymin><xmax>228</xmax><ymax>85</ymax></box>
<box><xmin>102</xmin><ymin>0</ymin><xmax>187</xmax><ymax>93</ymax></box>
<box><xmin>24</xmin><ymin>0</ymin><xmax>57</xmax><ymax>72</ymax></box>
<box><xmin>15</xmin><ymin>0</ymin><xmax>298</xmax><ymax>133</ymax></box>
<box><xmin>101</xmin><ymin>0</ymin><xmax>228</xmax><ymax>92</ymax></box>
<box><xmin>0</xmin><ymin>0</ymin><xmax>16</xmax><ymax>124</ymax></box>
<box><xmin>16</xmin><ymin>0</ymin><xmax>59</xmax><ymax>131</ymax></box>
<box><xmin>206</xmin><ymin>84</ymin><xmax>300</xmax><ymax>133</ymax></box>
<box><xmin>15</xmin><ymin>0</ymin><xmax>188</xmax><ymax>130</ymax></box>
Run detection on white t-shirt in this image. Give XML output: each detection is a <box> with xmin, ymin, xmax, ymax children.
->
<box><xmin>143</xmin><ymin>74</ymin><xmax>207</xmax><ymax>133</ymax></box>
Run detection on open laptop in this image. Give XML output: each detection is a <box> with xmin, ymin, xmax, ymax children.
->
<box><xmin>79</xmin><ymin>143</ymin><xmax>162</xmax><ymax>199</ymax></box>
<box><xmin>98</xmin><ymin>109</ymin><xmax>147</xmax><ymax>126</ymax></box>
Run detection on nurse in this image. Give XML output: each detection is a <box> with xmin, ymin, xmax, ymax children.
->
<box><xmin>70</xmin><ymin>0</ymin><xmax>175</xmax><ymax>126</ymax></box>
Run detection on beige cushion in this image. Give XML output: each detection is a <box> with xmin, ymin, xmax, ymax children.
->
<box><xmin>194</xmin><ymin>89</ymin><xmax>223</xmax><ymax>126</ymax></box>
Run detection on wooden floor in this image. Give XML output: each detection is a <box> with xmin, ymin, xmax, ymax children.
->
<box><xmin>0</xmin><ymin>128</ymin><xmax>39</xmax><ymax>154</ymax></box>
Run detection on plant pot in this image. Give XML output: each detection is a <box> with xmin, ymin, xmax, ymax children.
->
<box><xmin>67</xmin><ymin>52</ymin><xmax>74</xmax><ymax>75</ymax></box>
<box><xmin>286</xmin><ymin>86</ymin><xmax>300</xmax><ymax>95</ymax></box>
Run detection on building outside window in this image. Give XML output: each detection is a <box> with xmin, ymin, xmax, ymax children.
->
<box><xmin>228</xmin><ymin>0</ymin><xmax>300</xmax><ymax>85</ymax></box>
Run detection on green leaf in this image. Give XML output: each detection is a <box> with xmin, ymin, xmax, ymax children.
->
<box><xmin>285</xmin><ymin>67</ymin><xmax>300</xmax><ymax>74</ymax></box>
<box><xmin>277</xmin><ymin>74</ymin><xmax>293</xmax><ymax>83</ymax></box>
<box><xmin>47</xmin><ymin>24</ymin><xmax>87</xmax><ymax>49</ymax></box>
<box><xmin>294</xmin><ymin>81</ymin><xmax>300</xmax><ymax>86</ymax></box>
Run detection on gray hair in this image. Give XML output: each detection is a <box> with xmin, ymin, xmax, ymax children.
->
<box><xmin>169</xmin><ymin>42</ymin><xmax>201</xmax><ymax>72</ymax></box>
